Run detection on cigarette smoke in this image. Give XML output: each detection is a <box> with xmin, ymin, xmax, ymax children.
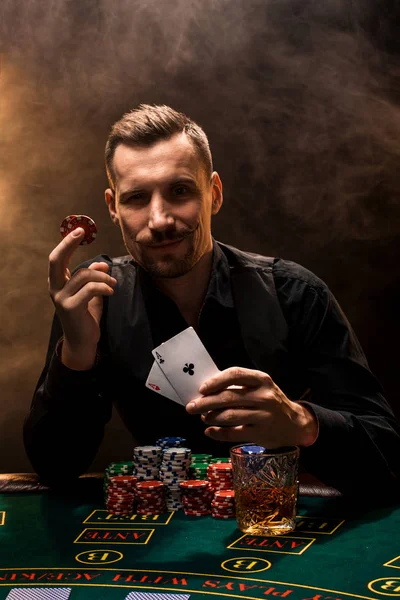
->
<box><xmin>0</xmin><ymin>0</ymin><xmax>399</xmax><ymax>470</ymax></box>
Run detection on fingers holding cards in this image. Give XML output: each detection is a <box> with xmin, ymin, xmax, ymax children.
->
<box><xmin>201</xmin><ymin>407</ymin><xmax>261</xmax><ymax>427</ymax></box>
<box><xmin>199</xmin><ymin>366</ymin><xmax>273</xmax><ymax>396</ymax></box>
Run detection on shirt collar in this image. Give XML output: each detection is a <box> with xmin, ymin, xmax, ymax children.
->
<box><xmin>138</xmin><ymin>237</ymin><xmax>234</xmax><ymax>309</ymax></box>
<box><xmin>206</xmin><ymin>238</ymin><xmax>234</xmax><ymax>308</ymax></box>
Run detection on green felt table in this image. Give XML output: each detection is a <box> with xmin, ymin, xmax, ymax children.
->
<box><xmin>0</xmin><ymin>475</ymin><xmax>399</xmax><ymax>600</ymax></box>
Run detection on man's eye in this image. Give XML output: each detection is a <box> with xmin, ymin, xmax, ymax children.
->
<box><xmin>128</xmin><ymin>193</ymin><xmax>144</xmax><ymax>201</ymax></box>
<box><xmin>174</xmin><ymin>186</ymin><xmax>189</xmax><ymax>196</ymax></box>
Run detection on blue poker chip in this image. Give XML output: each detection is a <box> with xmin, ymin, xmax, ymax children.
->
<box><xmin>241</xmin><ymin>445</ymin><xmax>266</xmax><ymax>454</ymax></box>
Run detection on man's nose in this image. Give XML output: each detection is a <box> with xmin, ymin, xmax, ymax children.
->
<box><xmin>148</xmin><ymin>194</ymin><xmax>175</xmax><ymax>231</ymax></box>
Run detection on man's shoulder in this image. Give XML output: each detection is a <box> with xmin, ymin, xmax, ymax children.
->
<box><xmin>218</xmin><ymin>241</ymin><xmax>326</xmax><ymax>291</ymax></box>
<box><xmin>272</xmin><ymin>258</ymin><xmax>327</xmax><ymax>293</ymax></box>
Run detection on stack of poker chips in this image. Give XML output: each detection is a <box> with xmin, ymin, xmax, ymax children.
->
<box><xmin>207</xmin><ymin>462</ymin><xmax>234</xmax><ymax>491</ymax></box>
<box><xmin>180</xmin><ymin>480</ymin><xmax>214</xmax><ymax>516</ymax></box>
<box><xmin>133</xmin><ymin>446</ymin><xmax>163</xmax><ymax>481</ymax></box>
<box><xmin>135</xmin><ymin>480</ymin><xmax>167</xmax><ymax>515</ymax></box>
<box><xmin>189</xmin><ymin>454</ymin><xmax>212</xmax><ymax>480</ymax></box>
<box><xmin>156</xmin><ymin>436</ymin><xmax>187</xmax><ymax>449</ymax></box>
<box><xmin>103</xmin><ymin>461</ymin><xmax>134</xmax><ymax>499</ymax></box>
<box><xmin>211</xmin><ymin>489</ymin><xmax>236</xmax><ymax>519</ymax></box>
<box><xmin>159</xmin><ymin>447</ymin><xmax>191</xmax><ymax>511</ymax></box>
<box><xmin>106</xmin><ymin>475</ymin><xmax>137</xmax><ymax>515</ymax></box>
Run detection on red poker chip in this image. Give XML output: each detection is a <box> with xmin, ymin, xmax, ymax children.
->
<box><xmin>136</xmin><ymin>481</ymin><xmax>164</xmax><ymax>490</ymax></box>
<box><xmin>137</xmin><ymin>494</ymin><xmax>165</xmax><ymax>499</ymax></box>
<box><xmin>135</xmin><ymin>487</ymin><xmax>165</xmax><ymax>493</ymax></box>
<box><xmin>107</xmin><ymin>493</ymin><xmax>135</xmax><ymax>498</ymax></box>
<box><xmin>208</xmin><ymin>463</ymin><xmax>232</xmax><ymax>471</ymax></box>
<box><xmin>209</xmin><ymin>483</ymin><xmax>232</xmax><ymax>488</ymax></box>
<box><xmin>137</xmin><ymin>496</ymin><xmax>165</xmax><ymax>502</ymax></box>
<box><xmin>137</xmin><ymin>497</ymin><xmax>165</xmax><ymax>502</ymax></box>
<box><xmin>184</xmin><ymin>510</ymin><xmax>210</xmax><ymax>516</ymax></box>
<box><xmin>136</xmin><ymin>510</ymin><xmax>165</xmax><ymax>515</ymax></box>
<box><xmin>107</xmin><ymin>495</ymin><xmax>134</xmax><ymax>501</ymax></box>
<box><xmin>181</xmin><ymin>489</ymin><xmax>212</xmax><ymax>495</ymax></box>
<box><xmin>180</xmin><ymin>480</ymin><xmax>210</xmax><ymax>489</ymax></box>
<box><xmin>136</xmin><ymin>490</ymin><xmax>164</xmax><ymax>496</ymax></box>
<box><xmin>215</xmin><ymin>490</ymin><xmax>235</xmax><ymax>498</ymax></box>
<box><xmin>60</xmin><ymin>214</ymin><xmax>97</xmax><ymax>245</ymax></box>
<box><xmin>107</xmin><ymin>496</ymin><xmax>134</xmax><ymax>501</ymax></box>
<box><xmin>182</xmin><ymin>498</ymin><xmax>211</xmax><ymax>505</ymax></box>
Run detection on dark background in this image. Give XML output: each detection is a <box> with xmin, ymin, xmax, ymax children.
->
<box><xmin>1</xmin><ymin>0</ymin><xmax>399</xmax><ymax>473</ymax></box>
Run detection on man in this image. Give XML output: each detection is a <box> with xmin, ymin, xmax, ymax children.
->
<box><xmin>24</xmin><ymin>104</ymin><xmax>400</xmax><ymax>497</ymax></box>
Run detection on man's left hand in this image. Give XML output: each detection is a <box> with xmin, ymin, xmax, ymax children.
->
<box><xmin>185</xmin><ymin>367</ymin><xmax>318</xmax><ymax>448</ymax></box>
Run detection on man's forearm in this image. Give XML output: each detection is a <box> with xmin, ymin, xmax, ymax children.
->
<box><xmin>25</xmin><ymin>351</ymin><xmax>111</xmax><ymax>483</ymax></box>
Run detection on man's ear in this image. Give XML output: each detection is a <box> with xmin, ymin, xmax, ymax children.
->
<box><xmin>105</xmin><ymin>189</ymin><xmax>120</xmax><ymax>226</ymax></box>
<box><xmin>210</xmin><ymin>172</ymin><xmax>223</xmax><ymax>215</ymax></box>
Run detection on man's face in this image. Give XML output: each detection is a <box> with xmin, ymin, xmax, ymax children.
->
<box><xmin>105</xmin><ymin>132</ymin><xmax>223</xmax><ymax>279</ymax></box>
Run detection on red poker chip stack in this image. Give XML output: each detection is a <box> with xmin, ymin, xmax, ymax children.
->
<box><xmin>180</xmin><ymin>480</ymin><xmax>213</xmax><ymax>516</ymax></box>
<box><xmin>106</xmin><ymin>475</ymin><xmax>137</xmax><ymax>515</ymax></box>
<box><xmin>211</xmin><ymin>489</ymin><xmax>236</xmax><ymax>519</ymax></box>
<box><xmin>135</xmin><ymin>480</ymin><xmax>167</xmax><ymax>515</ymax></box>
<box><xmin>207</xmin><ymin>462</ymin><xmax>233</xmax><ymax>491</ymax></box>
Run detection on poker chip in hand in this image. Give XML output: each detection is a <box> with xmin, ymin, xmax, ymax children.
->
<box><xmin>60</xmin><ymin>215</ymin><xmax>97</xmax><ymax>245</ymax></box>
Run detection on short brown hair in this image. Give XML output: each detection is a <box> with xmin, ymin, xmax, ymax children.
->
<box><xmin>105</xmin><ymin>104</ymin><xmax>213</xmax><ymax>189</ymax></box>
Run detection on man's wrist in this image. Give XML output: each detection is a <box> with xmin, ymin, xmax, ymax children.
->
<box><xmin>294</xmin><ymin>402</ymin><xmax>319</xmax><ymax>447</ymax></box>
<box><xmin>57</xmin><ymin>338</ymin><xmax>100</xmax><ymax>371</ymax></box>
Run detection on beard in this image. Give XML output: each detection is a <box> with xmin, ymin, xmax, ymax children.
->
<box><xmin>124</xmin><ymin>225</ymin><xmax>201</xmax><ymax>279</ymax></box>
<box><xmin>140</xmin><ymin>249</ymin><xmax>197</xmax><ymax>278</ymax></box>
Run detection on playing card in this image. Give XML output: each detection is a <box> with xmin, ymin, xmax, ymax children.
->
<box><xmin>5</xmin><ymin>589</ymin><xmax>71</xmax><ymax>599</ymax></box>
<box><xmin>152</xmin><ymin>327</ymin><xmax>219</xmax><ymax>405</ymax></box>
<box><xmin>125</xmin><ymin>592</ymin><xmax>191</xmax><ymax>599</ymax></box>
<box><xmin>145</xmin><ymin>360</ymin><xmax>183</xmax><ymax>405</ymax></box>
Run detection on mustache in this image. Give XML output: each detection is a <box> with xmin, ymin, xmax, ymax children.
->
<box><xmin>135</xmin><ymin>223</ymin><xmax>199</xmax><ymax>246</ymax></box>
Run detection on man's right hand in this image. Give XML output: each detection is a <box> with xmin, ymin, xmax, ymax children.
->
<box><xmin>48</xmin><ymin>227</ymin><xmax>117</xmax><ymax>370</ymax></box>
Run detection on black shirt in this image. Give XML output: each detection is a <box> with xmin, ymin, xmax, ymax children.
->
<box><xmin>24</xmin><ymin>240</ymin><xmax>400</xmax><ymax>497</ymax></box>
